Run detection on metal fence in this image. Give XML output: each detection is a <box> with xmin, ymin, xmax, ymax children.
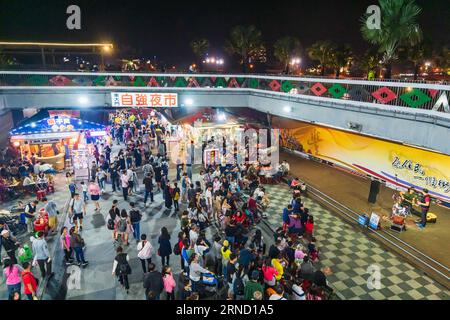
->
<box><xmin>0</xmin><ymin>71</ymin><xmax>449</xmax><ymax>114</ymax></box>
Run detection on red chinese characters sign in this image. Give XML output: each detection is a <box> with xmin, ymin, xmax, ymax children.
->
<box><xmin>111</xmin><ymin>92</ymin><xmax>178</xmax><ymax>107</ymax></box>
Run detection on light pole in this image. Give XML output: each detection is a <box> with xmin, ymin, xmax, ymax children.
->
<box><xmin>289</xmin><ymin>57</ymin><xmax>301</xmax><ymax>75</ymax></box>
<box><xmin>203</xmin><ymin>56</ymin><xmax>224</xmax><ymax>72</ymax></box>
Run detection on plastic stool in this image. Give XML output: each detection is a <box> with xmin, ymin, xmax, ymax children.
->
<box><xmin>36</xmin><ymin>190</ymin><xmax>46</xmax><ymax>201</ymax></box>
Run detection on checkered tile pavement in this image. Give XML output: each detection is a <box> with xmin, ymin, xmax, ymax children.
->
<box><xmin>263</xmin><ymin>183</ymin><xmax>450</xmax><ymax>300</ymax></box>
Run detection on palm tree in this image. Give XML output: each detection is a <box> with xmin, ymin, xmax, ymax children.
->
<box><xmin>360</xmin><ymin>0</ymin><xmax>423</xmax><ymax>79</ymax></box>
<box><xmin>329</xmin><ymin>45</ymin><xmax>353</xmax><ymax>78</ymax></box>
<box><xmin>225</xmin><ymin>25</ymin><xmax>265</xmax><ymax>73</ymax></box>
<box><xmin>307</xmin><ymin>41</ymin><xmax>335</xmax><ymax>76</ymax></box>
<box><xmin>273</xmin><ymin>36</ymin><xmax>302</xmax><ymax>74</ymax></box>
<box><xmin>190</xmin><ymin>39</ymin><xmax>210</xmax><ymax>71</ymax></box>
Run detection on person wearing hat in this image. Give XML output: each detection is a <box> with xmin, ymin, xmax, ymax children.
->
<box><xmin>244</xmin><ymin>270</ymin><xmax>264</xmax><ymax>300</ymax></box>
<box><xmin>2</xmin><ymin>229</ymin><xmax>20</xmax><ymax>264</ymax></box>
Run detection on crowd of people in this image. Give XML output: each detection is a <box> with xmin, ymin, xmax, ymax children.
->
<box><xmin>0</xmin><ymin>109</ymin><xmax>334</xmax><ymax>301</ymax></box>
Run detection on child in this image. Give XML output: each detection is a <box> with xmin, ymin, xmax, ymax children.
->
<box><xmin>81</xmin><ymin>181</ymin><xmax>88</xmax><ymax>202</ymax></box>
<box><xmin>181</xmin><ymin>278</ymin><xmax>192</xmax><ymax>300</ymax></box>
<box><xmin>162</xmin><ymin>265</ymin><xmax>176</xmax><ymax>300</ymax></box>
<box><xmin>308</xmin><ymin>238</ymin><xmax>319</xmax><ymax>263</ymax></box>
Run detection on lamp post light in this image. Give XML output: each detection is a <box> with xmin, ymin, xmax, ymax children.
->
<box><xmin>289</xmin><ymin>57</ymin><xmax>301</xmax><ymax>74</ymax></box>
<box><xmin>203</xmin><ymin>56</ymin><xmax>224</xmax><ymax>72</ymax></box>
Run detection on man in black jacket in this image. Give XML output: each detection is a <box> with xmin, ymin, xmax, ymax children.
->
<box><xmin>1</xmin><ymin>230</ymin><xmax>19</xmax><ymax>264</ymax></box>
<box><xmin>143</xmin><ymin>263</ymin><xmax>164</xmax><ymax>300</ymax></box>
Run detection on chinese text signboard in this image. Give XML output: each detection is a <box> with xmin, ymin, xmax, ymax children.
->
<box><xmin>111</xmin><ymin>92</ymin><xmax>178</xmax><ymax>108</ymax></box>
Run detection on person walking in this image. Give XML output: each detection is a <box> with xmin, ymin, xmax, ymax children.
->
<box><xmin>88</xmin><ymin>180</ymin><xmax>101</xmax><ymax>212</ymax></box>
<box><xmin>129</xmin><ymin>202</ymin><xmax>142</xmax><ymax>242</ymax></box>
<box><xmin>112</xmin><ymin>246</ymin><xmax>132</xmax><ymax>294</ymax></box>
<box><xmin>69</xmin><ymin>193</ymin><xmax>86</xmax><ymax>231</ymax></box>
<box><xmin>31</xmin><ymin>231</ymin><xmax>53</xmax><ymax>279</ymax></box>
<box><xmin>120</xmin><ymin>170</ymin><xmax>129</xmax><ymax>201</ymax></box>
<box><xmin>188</xmin><ymin>253</ymin><xmax>212</xmax><ymax>293</ymax></box>
<box><xmin>143</xmin><ymin>172</ymin><xmax>154</xmax><ymax>207</ymax></box>
<box><xmin>21</xmin><ymin>262</ymin><xmax>38</xmax><ymax>300</ymax></box>
<box><xmin>172</xmin><ymin>182</ymin><xmax>181</xmax><ymax>212</ymax></box>
<box><xmin>3</xmin><ymin>257</ymin><xmax>23</xmax><ymax>300</ymax></box>
<box><xmin>70</xmin><ymin>226</ymin><xmax>89</xmax><ymax>267</ymax></box>
<box><xmin>116</xmin><ymin>209</ymin><xmax>132</xmax><ymax>246</ymax></box>
<box><xmin>143</xmin><ymin>263</ymin><xmax>164</xmax><ymax>300</ymax></box>
<box><xmin>137</xmin><ymin>234</ymin><xmax>153</xmax><ymax>273</ymax></box>
<box><xmin>24</xmin><ymin>200</ymin><xmax>38</xmax><ymax>234</ymax></box>
<box><xmin>158</xmin><ymin>227</ymin><xmax>172</xmax><ymax>266</ymax></box>
<box><xmin>60</xmin><ymin>226</ymin><xmax>74</xmax><ymax>265</ymax></box>
<box><xmin>162</xmin><ymin>265</ymin><xmax>176</xmax><ymax>300</ymax></box>
<box><xmin>416</xmin><ymin>189</ymin><xmax>431</xmax><ymax>230</ymax></box>
<box><xmin>42</xmin><ymin>197</ymin><xmax>58</xmax><ymax>234</ymax></box>
<box><xmin>164</xmin><ymin>181</ymin><xmax>173</xmax><ymax>209</ymax></box>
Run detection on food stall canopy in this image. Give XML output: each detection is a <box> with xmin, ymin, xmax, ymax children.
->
<box><xmin>10</xmin><ymin>116</ymin><xmax>106</xmax><ymax>139</ymax></box>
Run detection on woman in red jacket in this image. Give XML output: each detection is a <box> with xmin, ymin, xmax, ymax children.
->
<box><xmin>304</xmin><ymin>215</ymin><xmax>314</xmax><ymax>241</ymax></box>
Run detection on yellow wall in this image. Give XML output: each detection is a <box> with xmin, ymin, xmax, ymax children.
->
<box><xmin>279</xmin><ymin>123</ymin><xmax>450</xmax><ymax>202</ymax></box>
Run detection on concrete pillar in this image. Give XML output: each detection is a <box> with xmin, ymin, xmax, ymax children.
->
<box><xmin>0</xmin><ymin>110</ymin><xmax>14</xmax><ymax>148</ymax></box>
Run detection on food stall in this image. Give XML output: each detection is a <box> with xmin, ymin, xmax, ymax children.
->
<box><xmin>9</xmin><ymin>116</ymin><xmax>107</xmax><ymax>171</ymax></box>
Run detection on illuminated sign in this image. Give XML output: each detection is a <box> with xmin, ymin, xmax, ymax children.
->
<box><xmin>111</xmin><ymin>92</ymin><xmax>178</xmax><ymax>107</ymax></box>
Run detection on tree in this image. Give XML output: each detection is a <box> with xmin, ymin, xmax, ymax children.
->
<box><xmin>360</xmin><ymin>0</ymin><xmax>423</xmax><ymax>79</ymax></box>
<box><xmin>273</xmin><ymin>36</ymin><xmax>302</xmax><ymax>74</ymax></box>
<box><xmin>358</xmin><ymin>49</ymin><xmax>382</xmax><ymax>79</ymax></box>
<box><xmin>0</xmin><ymin>52</ymin><xmax>14</xmax><ymax>68</ymax></box>
<box><xmin>434</xmin><ymin>47</ymin><xmax>450</xmax><ymax>71</ymax></box>
<box><xmin>398</xmin><ymin>42</ymin><xmax>432</xmax><ymax>80</ymax></box>
<box><xmin>329</xmin><ymin>45</ymin><xmax>353</xmax><ymax>78</ymax></box>
<box><xmin>225</xmin><ymin>25</ymin><xmax>265</xmax><ymax>73</ymax></box>
<box><xmin>190</xmin><ymin>39</ymin><xmax>210</xmax><ymax>71</ymax></box>
<box><xmin>307</xmin><ymin>41</ymin><xmax>335</xmax><ymax>76</ymax></box>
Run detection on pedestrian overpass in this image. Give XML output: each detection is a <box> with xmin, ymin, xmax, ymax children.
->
<box><xmin>0</xmin><ymin>71</ymin><xmax>449</xmax><ymax>154</ymax></box>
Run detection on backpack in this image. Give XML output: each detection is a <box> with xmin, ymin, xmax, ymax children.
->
<box><xmin>118</xmin><ymin>219</ymin><xmax>128</xmax><ymax>232</ymax></box>
<box><xmin>234</xmin><ymin>274</ymin><xmax>245</xmax><ymax>296</ymax></box>
<box><xmin>173</xmin><ymin>190</ymin><xmax>180</xmax><ymax>201</ymax></box>
<box><xmin>107</xmin><ymin>218</ymin><xmax>115</xmax><ymax>230</ymax></box>
<box><xmin>173</xmin><ymin>242</ymin><xmax>181</xmax><ymax>256</ymax></box>
<box><xmin>129</xmin><ymin>209</ymin><xmax>141</xmax><ymax>223</ymax></box>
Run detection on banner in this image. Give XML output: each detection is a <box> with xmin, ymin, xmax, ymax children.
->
<box><xmin>280</xmin><ymin>124</ymin><xmax>450</xmax><ymax>203</ymax></box>
<box><xmin>111</xmin><ymin>92</ymin><xmax>178</xmax><ymax>107</ymax></box>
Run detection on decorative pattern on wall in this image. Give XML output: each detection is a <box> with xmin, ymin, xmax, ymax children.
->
<box><xmin>0</xmin><ymin>73</ymin><xmax>448</xmax><ymax>113</ymax></box>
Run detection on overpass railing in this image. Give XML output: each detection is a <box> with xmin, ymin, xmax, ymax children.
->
<box><xmin>0</xmin><ymin>71</ymin><xmax>449</xmax><ymax>114</ymax></box>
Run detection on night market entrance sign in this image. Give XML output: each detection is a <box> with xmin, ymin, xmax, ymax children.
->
<box><xmin>111</xmin><ymin>92</ymin><xmax>178</xmax><ymax>108</ymax></box>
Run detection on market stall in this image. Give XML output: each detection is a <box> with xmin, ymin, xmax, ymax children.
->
<box><xmin>9</xmin><ymin>116</ymin><xmax>107</xmax><ymax>171</ymax></box>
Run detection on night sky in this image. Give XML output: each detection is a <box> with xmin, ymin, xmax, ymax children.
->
<box><xmin>0</xmin><ymin>0</ymin><xmax>449</xmax><ymax>68</ymax></box>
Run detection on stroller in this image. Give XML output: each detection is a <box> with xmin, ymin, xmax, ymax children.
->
<box><xmin>198</xmin><ymin>273</ymin><xmax>226</xmax><ymax>300</ymax></box>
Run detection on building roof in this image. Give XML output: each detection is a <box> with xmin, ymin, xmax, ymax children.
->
<box><xmin>10</xmin><ymin>116</ymin><xmax>105</xmax><ymax>136</ymax></box>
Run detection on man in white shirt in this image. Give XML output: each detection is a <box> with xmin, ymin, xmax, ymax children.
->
<box><xmin>204</xmin><ymin>185</ymin><xmax>213</xmax><ymax>220</ymax></box>
<box><xmin>120</xmin><ymin>171</ymin><xmax>129</xmax><ymax>201</ymax></box>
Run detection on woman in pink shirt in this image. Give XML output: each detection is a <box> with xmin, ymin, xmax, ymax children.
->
<box><xmin>262</xmin><ymin>257</ymin><xmax>278</xmax><ymax>287</ymax></box>
<box><xmin>88</xmin><ymin>180</ymin><xmax>101</xmax><ymax>211</ymax></box>
<box><xmin>3</xmin><ymin>257</ymin><xmax>23</xmax><ymax>300</ymax></box>
<box><xmin>60</xmin><ymin>226</ymin><xmax>74</xmax><ymax>265</ymax></box>
<box><xmin>162</xmin><ymin>265</ymin><xmax>176</xmax><ymax>300</ymax></box>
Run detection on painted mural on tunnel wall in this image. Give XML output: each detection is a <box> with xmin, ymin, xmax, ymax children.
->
<box><xmin>280</xmin><ymin>124</ymin><xmax>450</xmax><ymax>203</ymax></box>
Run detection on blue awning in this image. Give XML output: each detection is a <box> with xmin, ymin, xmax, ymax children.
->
<box><xmin>10</xmin><ymin>116</ymin><xmax>105</xmax><ymax>136</ymax></box>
